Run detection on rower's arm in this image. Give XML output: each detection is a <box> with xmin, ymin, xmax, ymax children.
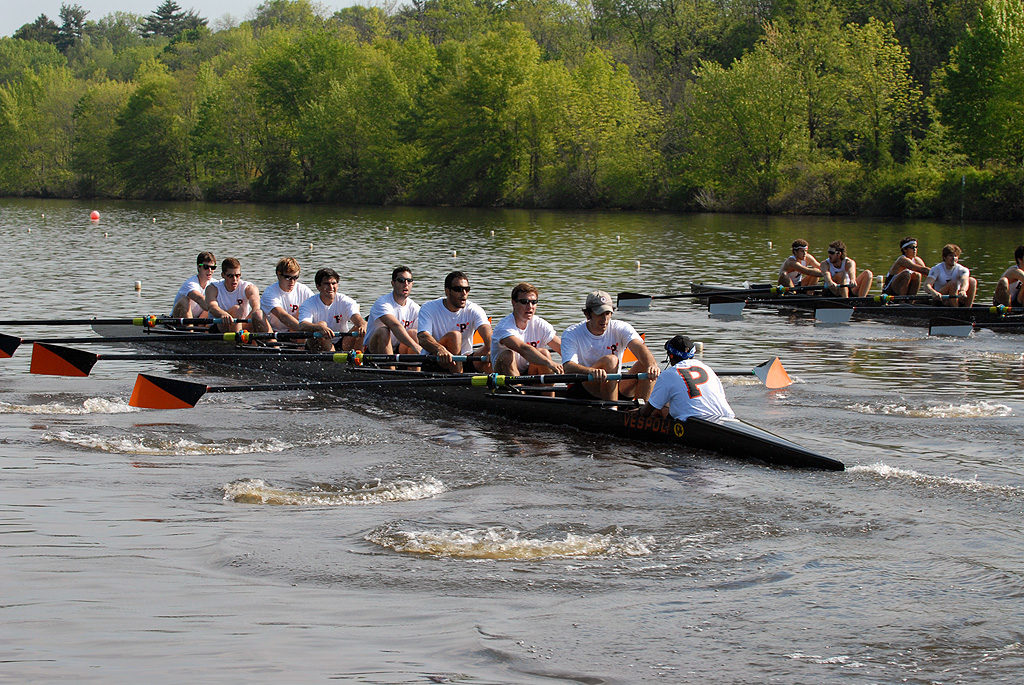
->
<box><xmin>349</xmin><ymin>312</ymin><xmax>367</xmax><ymax>335</ymax></box>
<box><xmin>205</xmin><ymin>284</ymin><xmax>228</xmax><ymax>319</ymax></box>
<box><xmin>245</xmin><ymin>284</ymin><xmax>262</xmax><ymax>312</ymax></box>
<box><xmin>417</xmin><ymin>330</ymin><xmax>447</xmax><ymax>356</ymax></box>
<box><xmin>380</xmin><ymin>313</ymin><xmax>421</xmax><ymax>352</ymax></box>
<box><xmin>500</xmin><ymin>335</ymin><xmax>560</xmax><ymax>370</ymax></box>
<box><xmin>475</xmin><ymin>322</ymin><xmax>492</xmax><ymax>351</ymax></box>
<box><xmin>270</xmin><ymin>306</ymin><xmax>301</xmax><ymax>331</ymax></box>
<box><xmin>187</xmin><ymin>289</ymin><xmax>210</xmax><ymax>311</ymax></box>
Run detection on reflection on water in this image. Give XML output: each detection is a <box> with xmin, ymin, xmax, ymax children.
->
<box><xmin>2</xmin><ymin>198</ymin><xmax>1024</xmax><ymax>683</ymax></box>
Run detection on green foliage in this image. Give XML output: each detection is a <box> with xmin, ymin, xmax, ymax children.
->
<box><xmin>72</xmin><ymin>79</ymin><xmax>133</xmax><ymax>195</ymax></box>
<box><xmin>13</xmin><ymin>15</ymin><xmax>59</xmax><ymax>45</ymax></box>
<box><xmin>0</xmin><ymin>38</ymin><xmax>65</xmax><ymax>85</ymax></box>
<box><xmin>143</xmin><ymin>1</ymin><xmax>207</xmax><ymax>39</ymax></box>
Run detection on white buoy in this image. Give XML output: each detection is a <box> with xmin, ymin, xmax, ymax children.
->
<box><xmin>296</xmin><ymin>223</ymin><xmax>300</xmax><ymax>227</ymax></box>
<box><xmin>385</xmin><ymin>225</ymin><xmax>390</xmax><ymax>232</ymax></box>
<box><xmin>636</xmin><ymin>260</ymin><xmax>641</xmax><ymax>270</ymax></box>
<box><xmin>308</xmin><ymin>243</ymin><xmax>313</xmax><ymax>250</ymax></box>
<box><xmin>103</xmin><ymin>232</ymin><xmax>108</xmax><ymax>238</ymax></box>
<box><xmin>219</xmin><ymin>219</ymin><xmax>223</xmax><ymax>225</ymax></box>
<box><xmin>27</xmin><ymin>227</ymin><xmax>31</xmax><ymax>233</ymax></box>
<box><xmin>453</xmin><ymin>249</ymin><xmax>457</xmax><ymax>258</ymax></box>
<box><xmin>40</xmin><ymin>214</ymin><xmax>44</xmax><ymax>218</ymax></box>
<box><xmin>617</xmin><ymin>235</ymin><xmax>621</xmax><ymax>242</ymax></box>
<box><xmin>152</xmin><ymin>217</ymin><xmax>156</xmax><ymax>223</ymax></box>
<box><xmin>694</xmin><ymin>341</ymin><xmax>704</xmax><ymax>354</ymax></box>
<box><xmin>767</xmin><ymin>240</ymin><xmax>772</xmax><ymax>248</ymax></box>
<box><xmin>490</xmin><ymin>230</ymin><xmax>494</xmax><ymax>237</ymax></box>
<box><xmin>134</xmin><ymin>281</ymin><xmax>142</xmax><ymax>291</ymax></box>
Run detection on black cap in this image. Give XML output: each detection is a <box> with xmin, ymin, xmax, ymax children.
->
<box><xmin>665</xmin><ymin>335</ymin><xmax>694</xmax><ymax>358</ymax></box>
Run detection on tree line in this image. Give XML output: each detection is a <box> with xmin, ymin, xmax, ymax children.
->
<box><xmin>1</xmin><ymin>0</ymin><xmax>1022</xmax><ymax>219</ymax></box>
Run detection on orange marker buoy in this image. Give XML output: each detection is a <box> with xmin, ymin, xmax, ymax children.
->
<box><xmin>90</xmin><ymin>210</ymin><xmax>100</xmax><ymax>221</ymax></box>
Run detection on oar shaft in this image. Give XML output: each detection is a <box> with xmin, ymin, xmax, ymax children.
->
<box><xmin>0</xmin><ymin>316</ymin><xmax>244</xmax><ymax>326</ymax></box>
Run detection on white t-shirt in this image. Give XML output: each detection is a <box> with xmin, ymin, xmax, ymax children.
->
<box><xmin>490</xmin><ymin>312</ymin><xmax>557</xmax><ymax>369</ymax></box>
<box><xmin>209</xmin><ymin>279</ymin><xmax>256</xmax><ymax>318</ymax></box>
<box><xmin>928</xmin><ymin>261</ymin><xmax>970</xmax><ymax>290</ymax></box>
<box><xmin>299</xmin><ymin>293</ymin><xmax>360</xmax><ymax>332</ymax></box>
<box><xmin>648</xmin><ymin>359</ymin><xmax>735</xmax><ymax>421</ymax></box>
<box><xmin>560</xmin><ymin>319</ymin><xmax>641</xmax><ymax>372</ymax></box>
<box><xmin>261</xmin><ymin>281</ymin><xmax>314</xmax><ymax>331</ymax></box>
<box><xmin>365</xmin><ymin>292</ymin><xmax>420</xmax><ymax>345</ymax></box>
<box><xmin>172</xmin><ymin>275</ymin><xmax>219</xmax><ymax>317</ymax></box>
<box><xmin>417</xmin><ymin>298</ymin><xmax>489</xmax><ymax>354</ymax></box>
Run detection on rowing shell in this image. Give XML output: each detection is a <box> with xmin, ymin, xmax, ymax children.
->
<box><xmin>90</xmin><ymin>324</ymin><xmax>844</xmax><ymax>471</ymax></box>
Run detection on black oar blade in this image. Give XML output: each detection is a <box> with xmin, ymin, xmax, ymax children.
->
<box><xmin>616</xmin><ymin>292</ymin><xmax>652</xmax><ymax>309</ymax></box>
<box><xmin>30</xmin><ymin>343</ymin><xmax>98</xmax><ymax>377</ymax></box>
<box><xmin>0</xmin><ymin>333</ymin><xmax>23</xmax><ymax>358</ymax></box>
<box><xmin>129</xmin><ymin>374</ymin><xmax>208</xmax><ymax>409</ymax></box>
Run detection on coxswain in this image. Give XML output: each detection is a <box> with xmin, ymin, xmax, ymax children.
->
<box><xmin>636</xmin><ymin>335</ymin><xmax>735</xmax><ymax>421</ymax></box>
<box><xmin>298</xmin><ymin>268</ymin><xmax>366</xmax><ymax>351</ymax></box>
<box><xmin>561</xmin><ymin>290</ymin><xmax>659</xmax><ymax>401</ymax></box>
<box><xmin>365</xmin><ymin>266</ymin><xmax>422</xmax><ymax>354</ymax></box>
<box><xmin>417</xmin><ymin>271</ymin><xmax>492</xmax><ymax>373</ymax></box>
<box><xmin>993</xmin><ymin>245</ymin><xmax>1024</xmax><ymax>307</ymax></box>
<box><xmin>170</xmin><ymin>251</ymin><xmax>218</xmax><ymax>319</ymax></box>
<box><xmin>777</xmin><ymin>239</ymin><xmax>821</xmax><ymax>289</ymax></box>
<box><xmin>205</xmin><ymin>257</ymin><xmax>270</xmax><ymax>333</ymax></box>
<box><xmin>261</xmin><ymin>257</ymin><xmax>314</xmax><ymax>332</ymax></box>
<box><xmin>923</xmin><ymin>244</ymin><xmax>977</xmax><ymax>307</ymax></box>
<box><xmin>821</xmin><ymin>240</ymin><xmax>873</xmax><ymax>297</ymax></box>
<box><xmin>491</xmin><ymin>282</ymin><xmax>562</xmax><ymax>376</ymax></box>
<box><xmin>881</xmin><ymin>237</ymin><xmax>930</xmax><ymax>296</ymax></box>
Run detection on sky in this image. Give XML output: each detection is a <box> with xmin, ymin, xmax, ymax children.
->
<box><xmin>2</xmin><ymin>1</ymin><xmax>364</xmax><ymax>37</ymax></box>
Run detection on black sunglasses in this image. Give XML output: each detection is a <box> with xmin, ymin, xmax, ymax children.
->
<box><xmin>516</xmin><ymin>298</ymin><xmax>538</xmax><ymax>305</ymax></box>
<box><xmin>199</xmin><ymin>263</ymin><xmax>216</xmax><ymax>269</ymax></box>
<box><xmin>394</xmin><ymin>277</ymin><xmax>414</xmax><ymax>284</ymax></box>
<box><xmin>448</xmin><ymin>285</ymin><xmax>470</xmax><ymax>293</ymax></box>
<box><xmin>280</xmin><ymin>274</ymin><xmax>300</xmax><ymax>282</ymax></box>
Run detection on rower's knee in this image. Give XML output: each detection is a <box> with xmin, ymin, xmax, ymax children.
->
<box><xmin>439</xmin><ymin>331</ymin><xmax>462</xmax><ymax>355</ymax></box>
<box><xmin>366</xmin><ymin>328</ymin><xmax>392</xmax><ymax>354</ymax></box>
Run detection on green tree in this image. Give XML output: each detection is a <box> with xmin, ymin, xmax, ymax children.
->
<box><xmin>249</xmin><ymin>0</ymin><xmax>327</xmax><ymax>32</ymax></box>
<box><xmin>72</xmin><ymin>79</ymin><xmax>134</xmax><ymax>195</ymax></box>
<box><xmin>0</xmin><ymin>38</ymin><xmax>64</xmax><ymax>85</ymax></box>
<box><xmin>142</xmin><ymin>0</ymin><xmax>207</xmax><ymax>38</ymax></box>
<box><xmin>56</xmin><ymin>3</ymin><xmax>88</xmax><ymax>53</ymax></box>
<box><xmin>13</xmin><ymin>15</ymin><xmax>59</xmax><ymax>45</ymax></box>
<box><xmin>108</xmin><ymin>61</ymin><xmax>195</xmax><ymax>198</ymax></box>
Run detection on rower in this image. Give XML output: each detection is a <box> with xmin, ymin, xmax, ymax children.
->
<box><xmin>821</xmin><ymin>240</ymin><xmax>873</xmax><ymax>297</ymax></box>
<box><xmin>993</xmin><ymin>245</ymin><xmax>1024</xmax><ymax>307</ymax></box>
<box><xmin>561</xmin><ymin>290</ymin><xmax>659</xmax><ymax>401</ymax></box>
<box><xmin>298</xmin><ymin>267</ymin><xmax>366</xmax><ymax>351</ymax></box>
<box><xmin>170</xmin><ymin>251</ymin><xmax>218</xmax><ymax>319</ymax></box>
<box><xmin>881</xmin><ymin>237</ymin><xmax>930</xmax><ymax>296</ymax></box>
<box><xmin>636</xmin><ymin>335</ymin><xmax>734</xmax><ymax>421</ymax></box>
<box><xmin>778</xmin><ymin>239</ymin><xmax>821</xmax><ymax>289</ymax></box>
<box><xmin>260</xmin><ymin>257</ymin><xmax>314</xmax><ymax>333</ymax></box>
<box><xmin>364</xmin><ymin>266</ymin><xmax>422</xmax><ymax>354</ymax></box>
<box><xmin>416</xmin><ymin>271</ymin><xmax>492</xmax><ymax>373</ymax></box>
<box><xmin>924</xmin><ymin>244</ymin><xmax>977</xmax><ymax>307</ymax></box>
<box><xmin>205</xmin><ymin>257</ymin><xmax>270</xmax><ymax>333</ymax></box>
<box><xmin>491</xmin><ymin>282</ymin><xmax>563</xmax><ymax>376</ymax></box>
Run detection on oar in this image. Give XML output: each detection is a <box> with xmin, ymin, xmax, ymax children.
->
<box><xmin>28</xmin><ymin>343</ymin><xmax>486</xmax><ymax>377</ymax></box>
<box><xmin>129</xmin><ymin>372</ymin><xmax>651</xmax><ymax>409</ymax></box>
<box><xmin>715</xmin><ymin>357</ymin><xmax>791</xmax><ymax>389</ymax></box>
<box><xmin>0</xmin><ymin>316</ymin><xmax>246</xmax><ymax>327</ymax></box>
<box><xmin>618</xmin><ymin>285</ymin><xmax>822</xmax><ymax>309</ymax></box>
<box><xmin>929</xmin><ymin>316</ymin><xmax>1024</xmax><ymax>337</ymax></box>
<box><xmin>0</xmin><ymin>329</ymin><xmax>359</xmax><ymax>358</ymax></box>
<box><xmin>709</xmin><ymin>293</ymin><xmax>941</xmax><ymax>317</ymax></box>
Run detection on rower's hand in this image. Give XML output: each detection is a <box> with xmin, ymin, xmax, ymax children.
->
<box><xmin>589</xmin><ymin>367</ymin><xmax>608</xmax><ymax>382</ymax></box>
<box><xmin>220</xmin><ymin>313</ymin><xmax>234</xmax><ymax>325</ymax></box>
<box><xmin>547</xmin><ymin>361</ymin><xmax>564</xmax><ymax>374</ymax></box>
<box><xmin>645</xmin><ymin>363</ymin><xmax>660</xmax><ymax>379</ymax></box>
<box><xmin>316</xmin><ymin>322</ymin><xmax>333</xmax><ymax>337</ymax></box>
<box><xmin>436</xmin><ymin>347</ymin><xmax>457</xmax><ymax>372</ymax></box>
<box><xmin>352</xmin><ymin>322</ymin><xmax>367</xmax><ymax>337</ymax></box>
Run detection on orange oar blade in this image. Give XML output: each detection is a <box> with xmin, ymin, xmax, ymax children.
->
<box><xmin>0</xmin><ymin>333</ymin><xmax>23</xmax><ymax>358</ymax></box>
<box><xmin>755</xmin><ymin>357</ymin><xmax>792</xmax><ymax>389</ymax></box>
<box><xmin>129</xmin><ymin>374</ymin><xmax>208</xmax><ymax>409</ymax></box>
<box><xmin>30</xmin><ymin>343</ymin><xmax>97</xmax><ymax>377</ymax></box>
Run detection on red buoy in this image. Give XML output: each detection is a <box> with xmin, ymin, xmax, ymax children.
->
<box><xmin>90</xmin><ymin>210</ymin><xmax>100</xmax><ymax>221</ymax></box>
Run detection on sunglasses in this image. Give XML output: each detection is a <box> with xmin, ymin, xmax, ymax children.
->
<box><xmin>828</xmin><ymin>249</ymin><xmax>845</xmax><ymax>255</ymax></box>
<box><xmin>224</xmin><ymin>272</ymin><xmax>242</xmax><ymax>278</ymax></box>
<box><xmin>280</xmin><ymin>274</ymin><xmax>300</xmax><ymax>282</ymax></box>
<box><xmin>448</xmin><ymin>285</ymin><xmax>470</xmax><ymax>293</ymax></box>
<box><xmin>516</xmin><ymin>298</ymin><xmax>538</xmax><ymax>306</ymax></box>
<box><xmin>394</xmin><ymin>277</ymin><xmax>414</xmax><ymax>284</ymax></box>
<box><xmin>199</xmin><ymin>263</ymin><xmax>216</xmax><ymax>269</ymax></box>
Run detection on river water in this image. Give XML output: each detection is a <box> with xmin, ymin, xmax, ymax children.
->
<box><xmin>2</xmin><ymin>198</ymin><xmax>1023</xmax><ymax>683</ymax></box>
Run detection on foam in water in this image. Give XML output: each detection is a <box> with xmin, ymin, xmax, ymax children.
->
<box><xmin>42</xmin><ymin>430</ymin><xmax>294</xmax><ymax>455</ymax></box>
<box><xmin>0</xmin><ymin>397</ymin><xmax>135</xmax><ymax>415</ymax></box>
<box><xmin>848</xmin><ymin>399</ymin><xmax>1012</xmax><ymax>419</ymax></box>
<box><xmin>849</xmin><ymin>462</ymin><xmax>1024</xmax><ymax>496</ymax></box>
<box><xmin>223</xmin><ymin>476</ymin><xmax>447</xmax><ymax>505</ymax></box>
<box><xmin>365</xmin><ymin>524</ymin><xmax>654</xmax><ymax>560</ymax></box>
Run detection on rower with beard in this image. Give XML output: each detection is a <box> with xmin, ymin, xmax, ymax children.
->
<box><xmin>416</xmin><ymin>271</ymin><xmax>492</xmax><ymax>373</ymax></box>
<box><xmin>490</xmin><ymin>282</ymin><xmax>562</xmax><ymax>376</ymax></box>
<box><xmin>881</xmin><ymin>237</ymin><xmax>930</xmax><ymax>296</ymax></box>
<box><xmin>364</xmin><ymin>266</ymin><xmax>422</xmax><ymax>354</ymax></box>
<box><xmin>821</xmin><ymin>240</ymin><xmax>873</xmax><ymax>297</ymax></box>
<box><xmin>298</xmin><ymin>268</ymin><xmax>366</xmax><ymax>351</ymax></box>
<box><xmin>993</xmin><ymin>245</ymin><xmax>1024</xmax><ymax>308</ymax></box>
<box><xmin>561</xmin><ymin>290</ymin><xmax>659</xmax><ymax>401</ymax></box>
<box><xmin>923</xmin><ymin>244</ymin><xmax>977</xmax><ymax>307</ymax></box>
<box><xmin>637</xmin><ymin>335</ymin><xmax>734</xmax><ymax>421</ymax></box>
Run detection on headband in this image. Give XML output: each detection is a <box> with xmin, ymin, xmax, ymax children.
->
<box><xmin>901</xmin><ymin>240</ymin><xmax>918</xmax><ymax>250</ymax></box>
<box><xmin>665</xmin><ymin>344</ymin><xmax>694</xmax><ymax>360</ymax></box>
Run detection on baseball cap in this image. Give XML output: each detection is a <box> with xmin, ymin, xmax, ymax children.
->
<box><xmin>585</xmin><ymin>290</ymin><xmax>614</xmax><ymax>314</ymax></box>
